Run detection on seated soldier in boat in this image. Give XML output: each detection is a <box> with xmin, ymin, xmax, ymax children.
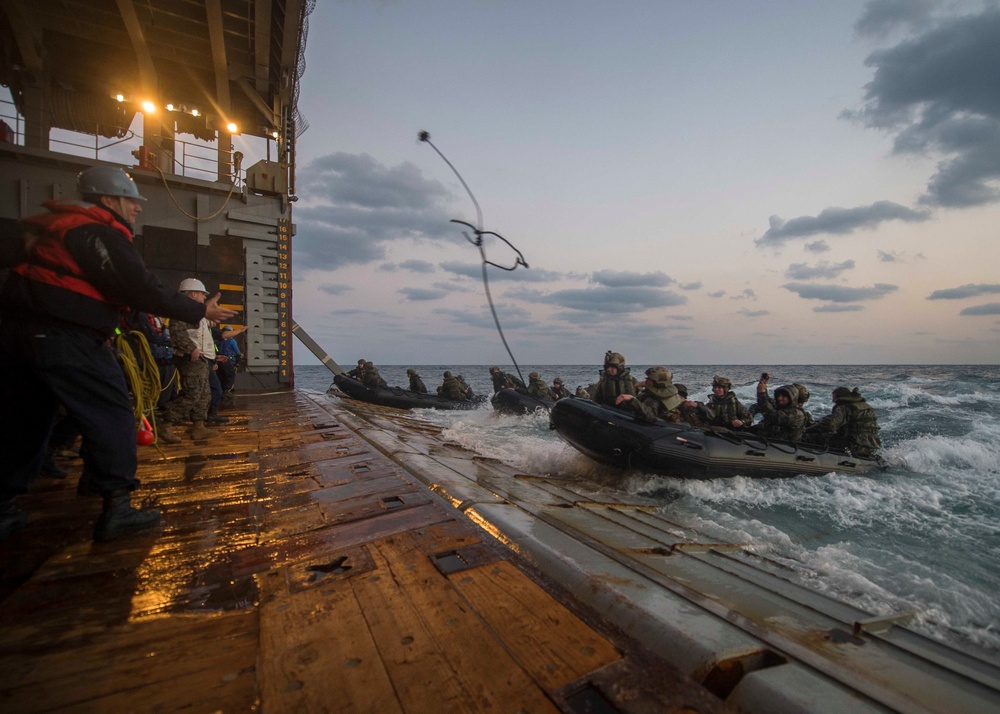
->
<box><xmin>575</xmin><ymin>386</ymin><xmax>591</xmax><ymax>398</ymax></box>
<box><xmin>706</xmin><ymin>375</ymin><xmax>752</xmax><ymax>429</ymax></box>
<box><xmin>457</xmin><ymin>375</ymin><xmax>475</xmax><ymax>399</ymax></box>
<box><xmin>360</xmin><ymin>361</ymin><xmax>387</xmax><ymax>389</ymax></box>
<box><xmin>753</xmin><ymin>374</ymin><xmax>805</xmax><ymax>442</ymax></box>
<box><xmin>406</xmin><ymin>368</ymin><xmax>427</xmax><ymax>393</ymax></box>
<box><xmin>527</xmin><ymin>372</ymin><xmax>555</xmax><ymax>400</ymax></box>
<box><xmin>590</xmin><ymin>351</ymin><xmax>638</xmax><ymax>407</ymax></box>
<box><xmin>807</xmin><ymin>387</ymin><xmax>881</xmax><ymax>456</ymax></box>
<box><xmin>793</xmin><ymin>382</ymin><xmax>815</xmax><ymax>429</ymax></box>
<box><xmin>551</xmin><ymin>377</ymin><xmax>571</xmax><ymax>400</ymax></box>
<box><xmin>615</xmin><ymin>366</ymin><xmax>683</xmax><ymax>423</ymax></box>
<box><xmin>675</xmin><ymin>384</ymin><xmax>715</xmax><ymax>427</ymax></box>
<box><xmin>438</xmin><ymin>371</ymin><xmax>469</xmax><ymax>401</ymax></box>
<box><xmin>489</xmin><ymin>365</ymin><xmax>525</xmax><ymax>392</ymax></box>
<box><xmin>347</xmin><ymin>358</ymin><xmax>366</xmax><ymax>379</ymax></box>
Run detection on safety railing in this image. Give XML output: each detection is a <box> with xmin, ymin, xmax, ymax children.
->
<box><xmin>0</xmin><ymin>98</ymin><xmax>244</xmax><ymax>184</ymax></box>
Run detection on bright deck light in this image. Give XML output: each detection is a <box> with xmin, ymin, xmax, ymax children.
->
<box><xmin>226</xmin><ymin>122</ymin><xmax>239</xmax><ymax>134</ymax></box>
<box><xmin>141</xmin><ymin>100</ymin><xmax>156</xmax><ymax>113</ymax></box>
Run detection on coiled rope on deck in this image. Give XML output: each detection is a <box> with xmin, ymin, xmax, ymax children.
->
<box><xmin>115</xmin><ymin>330</ymin><xmax>167</xmax><ymax>443</ymax></box>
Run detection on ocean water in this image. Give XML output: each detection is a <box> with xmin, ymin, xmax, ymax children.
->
<box><xmin>295</xmin><ymin>363</ymin><xmax>1000</xmax><ymax>657</ymax></box>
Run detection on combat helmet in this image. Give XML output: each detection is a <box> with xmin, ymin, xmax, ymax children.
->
<box><xmin>78</xmin><ymin>166</ymin><xmax>147</xmax><ymax>201</ymax></box>
<box><xmin>529</xmin><ymin>371</ymin><xmax>540</xmax><ymax>380</ymax></box>
<box><xmin>675</xmin><ymin>383</ymin><xmax>688</xmax><ymax>399</ymax></box>
<box><xmin>604</xmin><ymin>351</ymin><xmax>626</xmax><ymax>369</ymax></box>
<box><xmin>443</xmin><ymin>371</ymin><xmax>453</xmax><ymax>378</ymax></box>
<box><xmin>489</xmin><ymin>365</ymin><xmax>502</xmax><ymax>375</ymax></box>
<box><xmin>792</xmin><ymin>383</ymin><xmax>811</xmax><ymax>404</ymax></box>
<box><xmin>406</xmin><ymin>368</ymin><xmax>416</xmax><ymax>376</ymax></box>
<box><xmin>832</xmin><ymin>386</ymin><xmax>853</xmax><ymax>401</ymax></box>
<box><xmin>644</xmin><ymin>366</ymin><xmax>677</xmax><ymax>399</ymax></box>
<box><xmin>712</xmin><ymin>375</ymin><xmax>732</xmax><ymax>391</ymax></box>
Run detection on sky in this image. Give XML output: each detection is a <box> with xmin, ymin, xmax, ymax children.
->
<box><xmin>289</xmin><ymin>0</ymin><xmax>1000</xmax><ymax>366</ymax></box>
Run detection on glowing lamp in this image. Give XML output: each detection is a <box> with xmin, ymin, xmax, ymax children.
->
<box><xmin>141</xmin><ymin>100</ymin><xmax>156</xmax><ymax>113</ymax></box>
<box><xmin>226</xmin><ymin>122</ymin><xmax>239</xmax><ymax>134</ymax></box>
<box><xmin>115</xmin><ymin>93</ymin><xmax>125</xmax><ymax>102</ymax></box>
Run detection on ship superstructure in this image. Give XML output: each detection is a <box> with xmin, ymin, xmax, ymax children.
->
<box><xmin>0</xmin><ymin>0</ymin><xmax>314</xmax><ymax>388</ymax></box>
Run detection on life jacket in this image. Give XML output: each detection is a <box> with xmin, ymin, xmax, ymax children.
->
<box><xmin>14</xmin><ymin>200</ymin><xmax>133</xmax><ymax>304</ymax></box>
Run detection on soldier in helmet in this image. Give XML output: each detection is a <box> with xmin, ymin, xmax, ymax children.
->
<box><xmin>617</xmin><ymin>366</ymin><xmax>683</xmax><ymax>423</ymax></box>
<box><xmin>347</xmin><ymin>358</ymin><xmax>366</xmax><ymax>379</ymax></box>
<box><xmin>438</xmin><ymin>370</ymin><xmax>468</xmax><ymax>401</ymax></box>
<box><xmin>488</xmin><ymin>365</ymin><xmax>525</xmax><ymax>392</ymax></box>
<box><xmin>809</xmin><ymin>387</ymin><xmax>881</xmax><ymax>456</ymax></box>
<box><xmin>406</xmin><ymin>368</ymin><xmax>427</xmax><ymax>393</ymax></box>
<box><xmin>793</xmin><ymin>382</ymin><xmax>815</xmax><ymax>429</ymax></box>
<box><xmin>675</xmin><ymin>384</ymin><xmax>715</xmax><ymax>427</ymax></box>
<box><xmin>162</xmin><ymin>278</ymin><xmax>223</xmax><ymax>443</ymax></box>
<box><xmin>551</xmin><ymin>377</ymin><xmax>571</xmax><ymax>400</ymax></box>
<box><xmin>753</xmin><ymin>374</ymin><xmax>806</xmax><ymax>442</ymax></box>
<box><xmin>456</xmin><ymin>375</ymin><xmax>476</xmax><ymax>400</ymax></box>
<box><xmin>590</xmin><ymin>350</ymin><xmax>638</xmax><ymax>407</ymax></box>
<box><xmin>527</xmin><ymin>371</ymin><xmax>555</xmax><ymax>400</ymax></box>
<box><xmin>360</xmin><ymin>361</ymin><xmax>387</xmax><ymax>389</ymax></box>
<box><xmin>0</xmin><ymin>165</ymin><xmax>236</xmax><ymax>542</ymax></box>
<box><xmin>706</xmin><ymin>375</ymin><xmax>752</xmax><ymax>429</ymax></box>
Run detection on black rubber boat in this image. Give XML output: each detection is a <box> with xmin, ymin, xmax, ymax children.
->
<box><xmin>550</xmin><ymin>397</ymin><xmax>886</xmax><ymax>479</ymax></box>
<box><xmin>491</xmin><ymin>388</ymin><xmax>555</xmax><ymax>415</ymax></box>
<box><xmin>331</xmin><ymin>374</ymin><xmax>486</xmax><ymax>411</ymax></box>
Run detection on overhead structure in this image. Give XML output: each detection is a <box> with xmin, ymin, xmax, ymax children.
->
<box><xmin>0</xmin><ymin>0</ymin><xmax>312</xmax><ymax>155</ymax></box>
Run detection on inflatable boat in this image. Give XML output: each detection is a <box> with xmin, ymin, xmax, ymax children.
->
<box><xmin>549</xmin><ymin>397</ymin><xmax>885</xmax><ymax>479</ymax></box>
<box><xmin>490</xmin><ymin>388</ymin><xmax>555</xmax><ymax>415</ymax></box>
<box><xmin>331</xmin><ymin>374</ymin><xmax>486</xmax><ymax>411</ymax></box>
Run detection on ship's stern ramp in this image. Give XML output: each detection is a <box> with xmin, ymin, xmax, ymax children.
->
<box><xmin>320</xmin><ymin>395</ymin><xmax>1000</xmax><ymax>714</ymax></box>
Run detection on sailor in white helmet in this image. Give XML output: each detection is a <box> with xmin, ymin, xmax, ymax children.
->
<box><xmin>161</xmin><ymin>278</ymin><xmax>222</xmax><ymax>444</ymax></box>
<box><xmin>0</xmin><ymin>165</ymin><xmax>237</xmax><ymax>543</ymax></box>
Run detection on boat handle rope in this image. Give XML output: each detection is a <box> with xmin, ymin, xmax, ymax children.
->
<box><xmin>419</xmin><ymin>130</ymin><xmax>528</xmax><ymax>385</ymax></box>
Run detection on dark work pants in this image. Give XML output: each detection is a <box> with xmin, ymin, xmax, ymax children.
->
<box><xmin>0</xmin><ymin>319</ymin><xmax>138</xmax><ymax>498</ymax></box>
<box><xmin>209</xmin><ymin>365</ymin><xmax>222</xmax><ymax>409</ymax></box>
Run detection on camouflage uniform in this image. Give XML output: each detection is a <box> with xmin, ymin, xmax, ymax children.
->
<box><xmin>754</xmin><ymin>384</ymin><xmax>806</xmax><ymax>442</ymax></box>
<box><xmin>793</xmin><ymin>382</ymin><xmax>815</xmax><ymax>430</ymax></box>
<box><xmin>457</xmin><ymin>376</ymin><xmax>475</xmax><ymax>399</ymax></box>
<box><xmin>489</xmin><ymin>366</ymin><xmax>525</xmax><ymax>392</ymax></box>
<box><xmin>406</xmin><ymin>369</ymin><xmax>427</xmax><ymax>394</ymax></box>
<box><xmin>623</xmin><ymin>367</ymin><xmax>683</xmax><ymax>424</ymax></box>
<box><xmin>527</xmin><ymin>372</ymin><xmax>555</xmax><ymax>400</ymax></box>
<box><xmin>675</xmin><ymin>384</ymin><xmax>715</xmax><ymax>427</ymax></box>
<box><xmin>165</xmin><ymin>317</ymin><xmax>212</xmax><ymax>422</ymax></box>
<box><xmin>439</xmin><ymin>371</ymin><xmax>468</xmax><ymax>401</ymax></box>
<box><xmin>815</xmin><ymin>387</ymin><xmax>881</xmax><ymax>456</ymax></box>
<box><xmin>707</xmin><ymin>388</ymin><xmax>752</xmax><ymax>428</ymax></box>
<box><xmin>591</xmin><ymin>351</ymin><xmax>638</xmax><ymax>407</ymax></box>
<box><xmin>361</xmin><ymin>361</ymin><xmax>387</xmax><ymax>389</ymax></box>
<box><xmin>347</xmin><ymin>359</ymin><xmax>366</xmax><ymax>379</ymax></box>
<box><xmin>551</xmin><ymin>379</ymin><xmax>571</xmax><ymax>400</ymax></box>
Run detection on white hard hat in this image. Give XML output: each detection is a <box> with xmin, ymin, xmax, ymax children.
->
<box><xmin>77</xmin><ymin>166</ymin><xmax>147</xmax><ymax>201</ymax></box>
<box><xmin>179</xmin><ymin>278</ymin><xmax>208</xmax><ymax>293</ymax></box>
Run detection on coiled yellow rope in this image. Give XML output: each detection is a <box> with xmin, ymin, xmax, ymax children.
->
<box><xmin>114</xmin><ymin>331</ymin><xmax>167</xmax><ymax>442</ymax></box>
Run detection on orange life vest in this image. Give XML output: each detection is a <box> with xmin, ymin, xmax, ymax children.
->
<box><xmin>14</xmin><ymin>200</ymin><xmax>133</xmax><ymax>304</ymax></box>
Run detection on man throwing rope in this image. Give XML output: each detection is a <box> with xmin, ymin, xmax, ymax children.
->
<box><xmin>0</xmin><ymin>165</ymin><xmax>236</xmax><ymax>542</ymax></box>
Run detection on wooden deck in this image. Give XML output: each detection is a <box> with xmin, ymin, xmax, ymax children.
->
<box><xmin>0</xmin><ymin>390</ymin><xmax>730</xmax><ymax>713</ymax></box>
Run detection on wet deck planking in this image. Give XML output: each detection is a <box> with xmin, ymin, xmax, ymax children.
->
<box><xmin>0</xmin><ymin>390</ymin><xmax>731</xmax><ymax>713</ymax></box>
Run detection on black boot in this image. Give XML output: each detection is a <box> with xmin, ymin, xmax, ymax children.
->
<box><xmin>0</xmin><ymin>498</ymin><xmax>28</xmax><ymax>541</ymax></box>
<box><xmin>206</xmin><ymin>405</ymin><xmax>229</xmax><ymax>424</ymax></box>
<box><xmin>93</xmin><ymin>491</ymin><xmax>161</xmax><ymax>542</ymax></box>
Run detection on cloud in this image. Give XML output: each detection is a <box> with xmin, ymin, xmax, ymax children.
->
<box><xmin>399</xmin><ymin>259</ymin><xmax>436</xmax><ymax>273</ymax></box>
<box><xmin>927</xmin><ymin>283</ymin><xmax>1000</xmax><ymax>300</ymax></box>
<box><xmin>804</xmin><ymin>240</ymin><xmax>831</xmax><ymax>253</ymax></box>
<box><xmin>757</xmin><ymin>201</ymin><xmax>930</xmax><ymax>246</ymax></box>
<box><xmin>730</xmin><ymin>288</ymin><xmax>757</xmax><ymax>301</ymax></box>
<box><xmin>877</xmin><ymin>249</ymin><xmax>925</xmax><ymax>262</ymax></box>
<box><xmin>318</xmin><ymin>283</ymin><xmax>352</xmax><ymax>295</ymax></box>
<box><xmin>739</xmin><ymin>309</ymin><xmax>771</xmax><ymax>317</ymax></box>
<box><xmin>854</xmin><ymin>0</ymin><xmax>936</xmax><ymax>38</ymax></box>
<box><xmin>707</xmin><ymin>290</ymin><xmax>726</xmax><ymax>298</ymax></box>
<box><xmin>849</xmin><ymin>7</ymin><xmax>1000</xmax><ymax>208</ymax></box>
<box><xmin>398</xmin><ymin>287</ymin><xmax>449</xmax><ymax>301</ymax></box>
<box><xmin>783</xmin><ymin>282</ymin><xmax>898</xmax><ymax>302</ymax></box>
<box><xmin>439</xmin><ymin>261</ymin><xmax>562</xmax><ymax>282</ymax></box>
<box><xmin>785</xmin><ymin>259</ymin><xmax>856</xmax><ymax>279</ymax></box>
<box><xmin>433</xmin><ymin>304</ymin><xmax>535</xmax><ymax>329</ymax></box>
<box><xmin>959</xmin><ymin>302</ymin><xmax>1000</xmax><ymax>316</ymax></box>
<box><xmin>590</xmin><ymin>270</ymin><xmax>674</xmax><ymax>288</ymax></box>
<box><xmin>813</xmin><ymin>304</ymin><xmax>866</xmax><ymax>313</ymax></box>
<box><xmin>679</xmin><ymin>281</ymin><xmax>702</xmax><ymax>290</ymax></box>
<box><xmin>293</xmin><ymin>152</ymin><xmax>457</xmax><ymax>271</ymax></box>
<box><xmin>538</xmin><ymin>286</ymin><xmax>687</xmax><ymax>313</ymax></box>
<box><xmin>667</xmin><ymin>315</ymin><xmax>694</xmax><ymax>321</ymax></box>
<box><xmin>330</xmin><ymin>308</ymin><xmax>386</xmax><ymax>317</ymax></box>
